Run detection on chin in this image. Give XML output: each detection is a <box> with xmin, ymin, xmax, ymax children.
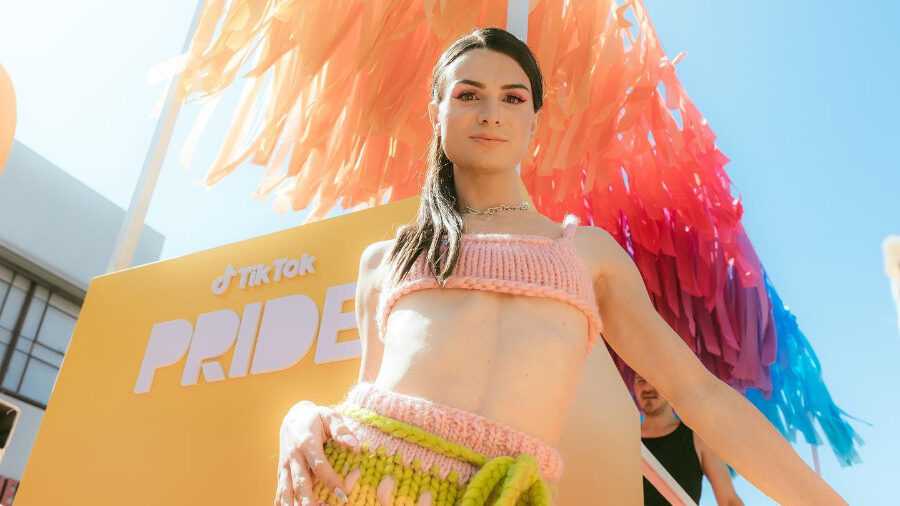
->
<box><xmin>453</xmin><ymin>157</ymin><xmax>517</xmax><ymax>174</ymax></box>
<box><xmin>642</xmin><ymin>401</ymin><xmax>660</xmax><ymax>414</ymax></box>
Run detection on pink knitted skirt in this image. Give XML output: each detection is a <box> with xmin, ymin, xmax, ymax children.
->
<box><xmin>310</xmin><ymin>382</ymin><xmax>563</xmax><ymax>505</ymax></box>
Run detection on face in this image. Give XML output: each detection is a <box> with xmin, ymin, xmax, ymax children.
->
<box><xmin>428</xmin><ymin>48</ymin><xmax>541</xmax><ymax>175</ymax></box>
<box><xmin>633</xmin><ymin>375</ymin><xmax>669</xmax><ymax>416</ymax></box>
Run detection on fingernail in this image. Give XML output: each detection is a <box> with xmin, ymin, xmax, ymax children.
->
<box><xmin>334</xmin><ymin>487</ymin><xmax>348</xmax><ymax>503</ymax></box>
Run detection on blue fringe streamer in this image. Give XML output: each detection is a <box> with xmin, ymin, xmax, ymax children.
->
<box><xmin>744</xmin><ymin>274</ymin><xmax>865</xmax><ymax>466</ymax></box>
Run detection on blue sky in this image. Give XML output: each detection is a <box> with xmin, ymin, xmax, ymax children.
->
<box><xmin>1</xmin><ymin>1</ymin><xmax>898</xmax><ymax>503</ymax></box>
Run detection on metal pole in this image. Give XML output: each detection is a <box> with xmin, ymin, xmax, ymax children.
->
<box><xmin>884</xmin><ymin>236</ymin><xmax>900</xmax><ymax>335</ymax></box>
<box><xmin>106</xmin><ymin>0</ymin><xmax>207</xmax><ymax>273</ymax></box>
<box><xmin>507</xmin><ymin>0</ymin><xmax>529</xmax><ymax>184</ymax></box>
<box><xmin>811</xmin><ymin>443</ymin><xmax>822</xmax><ymax>476</ymax></box>
<box><xmin>506</xmin><ymin>0</ymin><xmax>529</xmax><ymax>42</ymax></box>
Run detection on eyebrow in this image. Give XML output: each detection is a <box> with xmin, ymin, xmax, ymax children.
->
<box><xmin>453</xmin><ymin>79</ymin><xmax>530</xmax><ymax>93</ymax></box>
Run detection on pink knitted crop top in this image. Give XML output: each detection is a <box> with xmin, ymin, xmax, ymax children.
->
<box><xmin>376</xmin><ymin>215</ymin><xmax>603</xmax><ymax>355</ymax></box>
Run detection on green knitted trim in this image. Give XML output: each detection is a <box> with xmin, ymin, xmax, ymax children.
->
<box><xmin>338</xmin><ymin>405</ymin><xmax>552</xmax><ymax>506</ymax></box>
<box><xmin>339</xmin><ymin>406</ymin><xmax>487</xmax><ymax>466</ymax></box>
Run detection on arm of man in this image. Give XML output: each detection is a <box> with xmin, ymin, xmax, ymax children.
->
<box><xmin>355</xmin><ymin>240</ymin><xmax>389</xmax><ymax>384</ymax></box>
<box><xmin>694</xmin><ymin>432</ymin><xmax>744</xmax><ymax>506</ymax></box>
<box><xmin>584</xmin><ymin>227</ymin><xmax>845</xmax><ymax>505</ymax></box>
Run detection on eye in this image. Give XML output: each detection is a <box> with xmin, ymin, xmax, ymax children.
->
<box><xmin>505</xmin><ymin>94</ymin><xmax>526</xmax><ymax>104</ymax></box>
<box><xmin>456</xmin><ymin>91</ymin><xmax>478</xmax><ymax>101</ymax></box>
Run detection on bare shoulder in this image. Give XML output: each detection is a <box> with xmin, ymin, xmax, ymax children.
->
<box><xmin>693</xmin><ymin>430</ymin><xmax>706</xmax><ymax>448</ymax></box>
<box><xmin>359</xmin><ymin>239</ymin><xmax>395</xmax><ymax>272</ymax></box>
<box><xmin>692</xmin><ymin>430</ymin><xmax>713</xmax><ymax>454</ymax></box>
<box><xmin>570</xmin><ymin>225</ymin><xmax>630</xmax><ymax>280</ymax></box>
<box><xmin>571</xmin><ymin>224</ymin><xmax>619</xmax><ymax>250</ymax></box>
<box><xmin>357</xmin><ymin>239</ymin><xmax>396</xmax><ymax>293</ymax></box>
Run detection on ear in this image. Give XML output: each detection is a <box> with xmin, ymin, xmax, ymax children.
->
<box><xmin>427</xmin><ymin>101</ymin><xmax>439</xmax><ymax>132</ymax></box>
<box><xmin>530</xmin><ymin>109</ymin><xmax>542</xmax><ymax>136</ymax></box>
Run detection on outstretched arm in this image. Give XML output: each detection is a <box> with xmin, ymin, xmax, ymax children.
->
<box><xmin>586</xmin><ymin>227</ymin><xmax>845</xmax><ymax>505</ymax></box>
<box><xmin>694</xmin><ymin>432</ymin><xmax>744</xmax><ymax>506</ymax></box>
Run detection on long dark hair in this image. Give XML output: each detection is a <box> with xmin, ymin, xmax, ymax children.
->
<box><xmin>387</xmin><ymin>27</ymin><xmax>545</xmax><ymax>286</ymax></box>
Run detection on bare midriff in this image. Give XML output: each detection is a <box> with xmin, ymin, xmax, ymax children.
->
<box><xmin>373</xmin><ymin>287</ymin><xmax>590</xmax><ymax>447</ymax></box>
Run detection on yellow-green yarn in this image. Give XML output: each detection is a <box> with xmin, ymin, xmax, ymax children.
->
<box><xmin>338</xmin><ymin>406</ymin><xmax>552</xmax><ymax>506</ymax></box>
<box><xmin>312</xmin><ymin>441</ymin><xmax>466</xmax><ymax>505</ymax></box>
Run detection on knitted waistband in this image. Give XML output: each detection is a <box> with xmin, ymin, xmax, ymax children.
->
<box><xmin>340</xmin><ymin>382</ymin><xmax>563</xmax><ymax>483</ymax></box>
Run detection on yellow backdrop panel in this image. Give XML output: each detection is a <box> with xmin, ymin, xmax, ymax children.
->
<box><xmin>16</xmin><ymin>198</ymin><xmax>639</xmax><ymax>505</ymax></box>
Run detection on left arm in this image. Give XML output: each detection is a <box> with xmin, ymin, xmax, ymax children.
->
<box><xmin>694</xmin><ymin>432</ymin><xmax>744</xmax><ymax>506</ymax></box>
<box><xmin>585</xmin><ymin>227</ymin><xmax>845</xmax><ymax>506</ymax></box>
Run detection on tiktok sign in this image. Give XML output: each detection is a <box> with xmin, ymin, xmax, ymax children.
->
<box><xmin>133</xmin><ymin>254</ymin><xmax>361</xmax><ymax>394</ymax></box>
<box><xmin>210</xmin><ymin>255</ymin><xmax>317</xmax><ymax>294</ymax></box>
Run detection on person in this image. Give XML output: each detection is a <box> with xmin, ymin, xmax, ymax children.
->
<box><xmin>635</xmin><ymin>374</ymin><xmax>744</xmax><ymax>505</ymax></box>
<box><xmin>273</xmin><ymin>27</ymin><xmax>846</xmax><ymax>506</ymax></box>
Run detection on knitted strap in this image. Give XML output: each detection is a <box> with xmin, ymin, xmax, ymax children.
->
<box><xmin>561</xmin><ymin>214</ymin><xmax>579</xmax><ymax>241</ymax></box>
<box><xmin>340</xmin><ymin>406</ymin><xmax>552</xmax><ymax>506</ymax></box>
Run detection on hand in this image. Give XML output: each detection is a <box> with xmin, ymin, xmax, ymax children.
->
<box><xmin>274</xmin><ymin>401</ymin><xmax>360</xmax><ymax>506</ymax></box>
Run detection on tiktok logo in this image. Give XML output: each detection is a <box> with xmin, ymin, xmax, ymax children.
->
<box><xmin>211</xmin><ymin>254</ymin><xmax>316</xmax><ymax>295</ymax></box>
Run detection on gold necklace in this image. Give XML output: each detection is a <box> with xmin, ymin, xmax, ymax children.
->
<box><xmin>461</xmin><ymin>202</ymin><xmax>530</xmax><ymax>221</ymax></box>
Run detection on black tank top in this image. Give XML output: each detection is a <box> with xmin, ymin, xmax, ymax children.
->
<box><xmin>641</xmin><ymin>422</ymin><xmax>703</xmax><ymax>505</ymax></box>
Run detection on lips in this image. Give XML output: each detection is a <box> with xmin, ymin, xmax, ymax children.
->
<box><xmin>470</xmin><ymin>135</ymin><xmax>507</xmax><ymax>147</ymax></box>
<box><xmin>470</xmin><ymin>134</ymin><xmax>507</xmax><ymax>142</ymax></box>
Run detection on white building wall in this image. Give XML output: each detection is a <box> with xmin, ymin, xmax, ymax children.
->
<box><xmin>0</xmin><ymin>141</ymin><xmax>164</xmax><ymax>291</ymax></box>
<box><xmin>0</xmin><ymin>140</ymin><xmax>165</xmax><ymax>482</ymax></box>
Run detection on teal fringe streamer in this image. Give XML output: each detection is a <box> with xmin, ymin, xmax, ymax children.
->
<box><xmin>745</xmin><ymin>274</ymin><xmax>865</xmax><ymax>466</ymax></box>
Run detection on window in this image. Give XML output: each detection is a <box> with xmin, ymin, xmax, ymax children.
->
<box><xmin>0</xmin><ymin>264</ymin><xmax>81</xmax><ymax>407</ymax></box>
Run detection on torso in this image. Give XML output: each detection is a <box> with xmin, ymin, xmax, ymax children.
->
<box><xmin>376</xmin><ymin>288</ymin><xmax>588</xmax><ymax>445</ymax></box>
<box><xmin>365</xmin><ymin>214</ymin><xmax>607</xmax><ymax>446</ymax></box>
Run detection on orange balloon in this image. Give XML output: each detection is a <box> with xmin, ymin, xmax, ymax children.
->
<box><xmin>0</xmin><ymin>63</ymin><xmax>16</xmax><ymax>178</ymax></box>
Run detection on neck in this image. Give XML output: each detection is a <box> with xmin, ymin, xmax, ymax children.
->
<box><xmin>453</xmin><ymin>164</ymin><xmax>526</xmax><ymax>212</ymax></box>
<box><xmin>641</xmin><ymin>404</ymin><xmax>679</xmax><ymax>433</ymax></box>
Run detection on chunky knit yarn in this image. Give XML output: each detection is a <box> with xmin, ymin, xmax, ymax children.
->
<box><xmin>377</xmin><ymin>214</ymin><xmax>603</xmax><ymax>355</ymax></box>
<box><xmin>345</xmin><ymin>383</ymin><xmax>563</xmax><ymax>482</ymax></box>
<box><xmin>338</xmin><ymin>407</ymin><xmax>552</xmax><ymax>506</ymax></box>
<box><xmin>311</xmin><ymin>383</ymin><xmax>560</xmax><ymax>505</ymax></box>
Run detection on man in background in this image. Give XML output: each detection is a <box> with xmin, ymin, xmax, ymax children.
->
<box><xmin>635</xmin><ymin>374</ymin><xmax>744</xmax><ymax>506</ymax></box>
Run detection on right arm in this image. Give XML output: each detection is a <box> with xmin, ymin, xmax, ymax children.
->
<box><xmin>273</xmin><ymin>240</ymin><xmax>389</xmax><ymax>506</ymax></box>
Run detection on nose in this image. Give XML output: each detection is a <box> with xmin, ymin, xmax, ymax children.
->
<box><xmin>477</xmin><ymin>97</ymin><xmax>502</xmax><ymax>125</ymax></box>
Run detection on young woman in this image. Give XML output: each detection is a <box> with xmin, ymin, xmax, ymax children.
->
<box><xmin>274</xmin><ymin>28</ymin><xmax>845</xmax><ymax>506</ymax></box>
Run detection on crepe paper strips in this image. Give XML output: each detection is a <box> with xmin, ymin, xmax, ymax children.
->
<box><xmin>164</xmin><ymin>0</ymin><xmax>861</xmax><ymax>463</ymax></box>
<box><xmin>744</xmin><ymin>275</ymin><xmax>864</xmax><ymax>466</ymax></box>
<box><xmin>156</xmin><ymin>0</ymin><xmax>510</xmax><ymax>220</ymax></box>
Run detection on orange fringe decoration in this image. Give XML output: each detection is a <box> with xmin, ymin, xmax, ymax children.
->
<box><xmin>163</xmin><ymin>0</ymin><xmax>508</xmax><ymax>220</ymax></box>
